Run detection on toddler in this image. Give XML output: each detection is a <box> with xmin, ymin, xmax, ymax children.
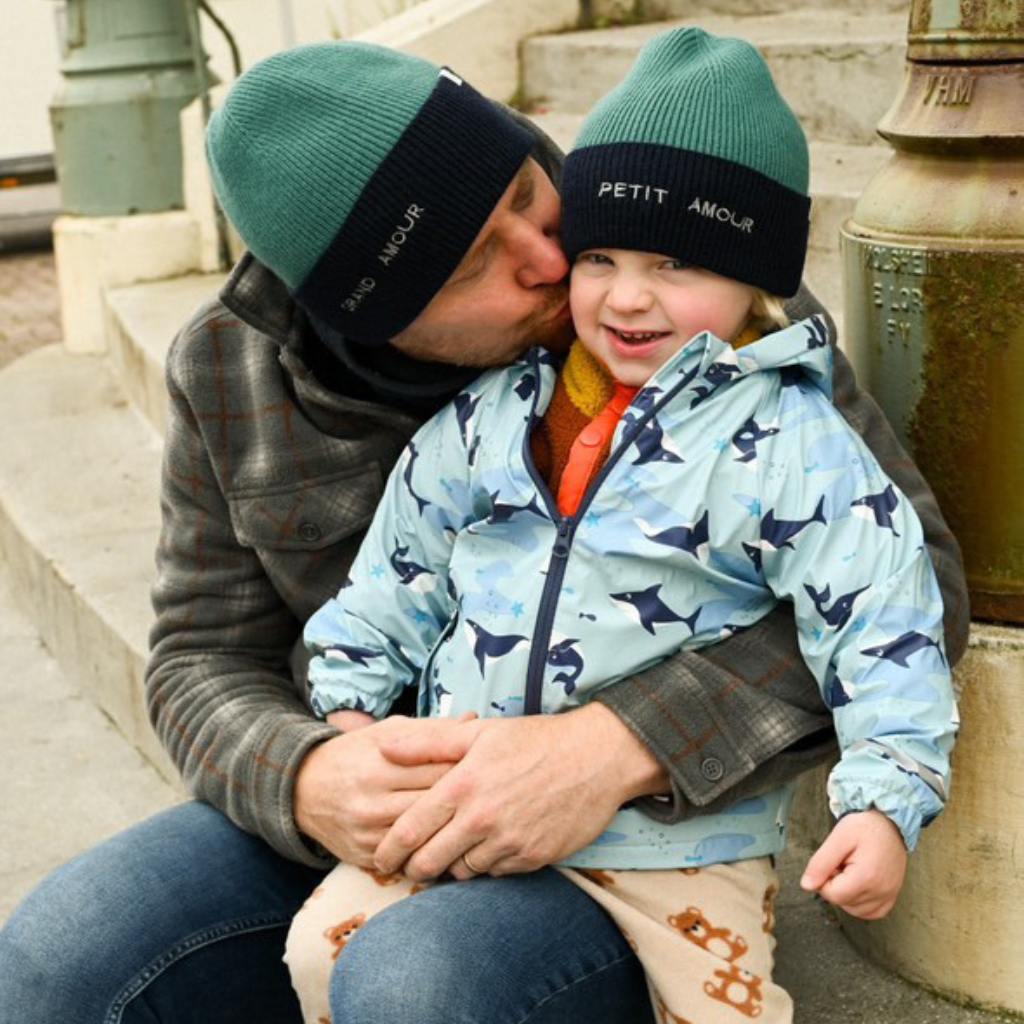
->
<box><xmin>285</xmin><ymin>26</ymin><xmax>957</xmax><ymax>1024</ymax></box>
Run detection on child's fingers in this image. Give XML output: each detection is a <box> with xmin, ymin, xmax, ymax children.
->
<box><xmin>380</xmin><ymin>717</ymin><xmax>483</xmax><ymax>765</ymax></box>
<box><xmin>817</xmin><ymin>869</ymin><xmax>871</xmax><ymax>908</ymax></box>
<box><xmin>827</xmin><ymin>892</ymin><xmax>888</xmax><ymax>919</ymax></box>
<box><xmin>800</xmin><ymin>827</ymin><xmax>857</xmax><ymax>891</ymax></box>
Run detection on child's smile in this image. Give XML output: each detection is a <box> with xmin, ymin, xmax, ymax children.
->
<box><xmin>571</xmin><ymin>249</ymin><xmax>756</xmax><ymax>387</ymax></box>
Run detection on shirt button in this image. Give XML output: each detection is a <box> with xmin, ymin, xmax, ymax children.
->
<box><xmin>298</xmin><ymin>521</ymin><xmax>323</xmax><ymax>543</ymax></box>
<box><xmin>700</xmin><ymin>756</ymin><xmax>725</xmax><ymax>782</ymax></box>
<box><xmin>579</xmin><ymin>425</ymin><xmax>604</xmax><ymax>448</ymax></box>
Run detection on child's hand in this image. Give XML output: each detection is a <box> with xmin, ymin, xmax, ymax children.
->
<box><xmin>326</xmin><ymin>708</ymin><xmax>377</xmax><ymax>732</ymax></box>
<box><xmin>800</xmin><ymin>809</ymin><xmax>908</xmax><ymax>920</ymax></box>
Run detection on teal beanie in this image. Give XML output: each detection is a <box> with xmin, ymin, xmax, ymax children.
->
<box><xmin>206</xmin><ymin>42</ymin><xmax>533</xmax><ymax>344</ymax></box>
<box><xmin>561</xmin><ymin>27</ymin><xmax>811</xmax><ymax>296</ymax></box>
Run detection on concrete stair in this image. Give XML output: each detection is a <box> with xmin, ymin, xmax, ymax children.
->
<box><xmin>0</xmin><ymin>344</ymin><xmax>175</xmax><ymax>779</ymax></box>
<box><xmin>0</xmin><ymin>4</ymin><xmax>902</xmax><ymax>778</ymax></box>
<box><xmin>640</xmin><ymin>0</ymin><xmax>909</xmax><ymax>13</ymax></box>
<box><xmin>523</xmin><ymin>12</ymin><xmax>906</xmax><ymax>143</ymax></box>
<box><xmin>105</xmin><ymin>273</ymin><xmax>224</xmax><ymax>435</ymax></box>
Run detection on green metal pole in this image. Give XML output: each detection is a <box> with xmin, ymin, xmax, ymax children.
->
<box><xmin>49</xmin><ymin>0</ymin><xmax>215</xmax><ymax>216</ymax></box>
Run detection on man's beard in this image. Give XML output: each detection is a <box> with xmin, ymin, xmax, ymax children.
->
<box><xmin>394</xmin><ymin>288</ymin><xmax>572</xmax><ymax>369</ymax></box>
<box><xmin>521</xmin><ymin>294</ymin><xmax>575</xmax><ymax>354</ymax></box>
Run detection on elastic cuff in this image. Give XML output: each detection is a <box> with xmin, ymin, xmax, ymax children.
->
<box><xmin>827</xmin><ymin>776</ymin><xmax>930</xmax><ymax>852</ymax></box>
<box><xmin>309</xmin><ymin>686</ymin><xmax>393</xmax><ymax>720</ymax></box>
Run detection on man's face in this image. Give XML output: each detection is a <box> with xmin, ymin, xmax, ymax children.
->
<box><xmin>389</xmin><ymin>158</ymin><xmax>573</xmax><ymax>367</ymax></box>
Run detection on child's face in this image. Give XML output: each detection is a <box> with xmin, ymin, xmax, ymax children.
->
<box><xmin>570</xmin><ymin>248</ymin><xmax>755</xmax><ymax>387</ymax></box>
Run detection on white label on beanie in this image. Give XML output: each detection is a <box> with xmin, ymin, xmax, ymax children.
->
<box><xmin>377</xmin><ymin>204</ymin><xmax>426</xmax><ymax>268</ymax></box>
<box><xmin>688</xmin><ymin>197</ymin><xmax>754</xmax><ymax>234</ymax></box>
<box><xmin>597</xmin><ymin>181</ymin><xmax>669</xmax><ymax>204</ymax></box>
<box><xmin>439</xmin><ymin>68</ymin><xmax>464</xmax><ymax>86</ymax></box>
<box><xmin>342</xmin><ymin>277</ymin><xmax>376</xmax><ymax>313</ymax></box>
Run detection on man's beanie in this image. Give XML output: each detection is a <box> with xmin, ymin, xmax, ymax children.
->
<box><xmin>561</xmin><ymin>27</ymin><xmax>810</xmax><ymax>297</ymax></box>
<box><xmin>206</xmin><ymin>42</ymin><xmax>534</xmax><ymax>345</ymax></box>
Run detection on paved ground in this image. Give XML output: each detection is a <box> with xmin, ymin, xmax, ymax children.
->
<box><xmin>0</xmin><ymin>560</ymin><xmax>180</xmax><ymax>924</ymax></box>
<box><xmin>0</xmin><ymin>249</ymin><xmax>62</xmax><ymax>370</ymax></box>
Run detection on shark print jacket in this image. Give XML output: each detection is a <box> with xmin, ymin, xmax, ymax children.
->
<box><xmin>305</xmin><ymin>315</ymin><xmax>958</xmax><ymax>870</ymax></box>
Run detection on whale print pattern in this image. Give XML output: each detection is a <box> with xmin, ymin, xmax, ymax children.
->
<box><xmin>304</xmin><ymin>314</ymin><xmax>955</xmax><ymax>867</ymax></box>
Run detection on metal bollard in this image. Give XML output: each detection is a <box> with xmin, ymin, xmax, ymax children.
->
<box><xmin>49</xmin><ymin>0</ymin><xmax>213</xmax><ymax>216</ymax></box>
<box><xmin>841</xmin><ymin>0</ymin><xmax>1024</xmax><ymax>623</ymax></box>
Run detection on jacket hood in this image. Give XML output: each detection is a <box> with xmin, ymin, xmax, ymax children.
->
<box><xmin>640</xmin><ymin>313</ymin><xmax>836</xmax><ymax>409</ymax></box>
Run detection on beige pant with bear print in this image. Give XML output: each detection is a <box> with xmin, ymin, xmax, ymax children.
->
<box><xmin>284</xmin><ymin>856</ymin><xmax>793</xmax><ymax>1024</ymax></box>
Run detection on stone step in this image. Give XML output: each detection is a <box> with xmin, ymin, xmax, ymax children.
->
<box><xmin>522</xmin><ymin>11</ymin><xmax>907</xmax><ymax>145</ymax></box>
<box><xmin>0</xmin><ymin>560</ymin><xmax>180</xmax><ymax>924</ymax></box>
<box><xmin>106</xmin><ymin>272</ymin><xmax>225</xmax><ymax>435</ymax></box>
<box><xmin>0</xmin><ymin>344</ymin><xmax>173</xmax><ymax>780</ymax></box>
<box><xmin>636</xmin><ymin>0</ymin><xmax>909</xmax><ymax>16</ymax></box>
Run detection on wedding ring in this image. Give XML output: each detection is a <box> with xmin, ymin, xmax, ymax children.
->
<box><xmin>461</xmin><ymin>850</ymin><xmax>484</xmax><ymax>875</ymax></box>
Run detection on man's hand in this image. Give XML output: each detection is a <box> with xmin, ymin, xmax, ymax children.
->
<box><xmin>294</xmin><ymin>716</ymin><xmax>456</xmax><ymax>866</ymax></box>
<box><xmin>800</xmin><ymin>809</ymin><xmax>908</xmax><ymax>919</ymax></box>
<box><xmin>372</xmin><ymin>702</ymin><xmax>670</xmax><ymax>881</ymax></box>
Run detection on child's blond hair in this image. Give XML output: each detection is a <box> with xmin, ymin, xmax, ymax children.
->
<box><xmin>747</xmin><ymin>289</ymin><xmax>791</xmax><ymax>336</ymax></box>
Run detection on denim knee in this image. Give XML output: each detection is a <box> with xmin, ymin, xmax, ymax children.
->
<box><xmin>328</xmin><ymin>870</ymin><xmax>650</xmax><ymax>1024</ymax></box>
<box><xmin>0</xmin><ymin>803</ymin><xmax>324</xmax><ymax>1024</ymax></box>
<box><xmin>0</xmin><ymin>852</ymin><xmax>129</xmax><ymax>1023</ymax></box>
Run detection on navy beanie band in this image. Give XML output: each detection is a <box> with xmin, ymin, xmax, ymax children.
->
<box><xmin>207</xmin><ymin>43</ymin><xmax>534</xmax><ymax>345</ymax></box>
<box><xmin>561</xmin><ymin>27</ymin><xmax>811</xmax><ymax>297</ymax></box>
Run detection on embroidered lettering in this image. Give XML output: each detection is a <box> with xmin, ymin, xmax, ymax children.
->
<box><xmin>597</xmin><ymin>181</ymin><xmax>669</xmax><ymax>204</ymax></box>
<box><xmin>341</xmin><ymin>277</ymin><xmax>376</xmax><ymax>314</ymax></box>
<box><xmin>377</xmin><ymin>204</ymin><xmax>426</xmax><ymax>267</ymax></box>
<box><xmin>688</xmin><ymin>196</ymin><xmax>754</xmax><ymax>234</ymax></box>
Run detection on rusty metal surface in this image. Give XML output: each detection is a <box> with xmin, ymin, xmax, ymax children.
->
<box><xmin>843</xmin><ymin>231</ymin><xmax>1024</xmax><ymax>623</ymax></box>
<box><xmin>877</xmin><ymin>62</ymin><xmax>1024</xmax><ymax>148</ymax></box>
<box><xmin>908</xmin><ymin>0</ymin><xmax>1024</xmax><ymax>61</ymax></box>
<box><xmin>844</xmin><ymin>22</ymin><xmax>1024</xmax><ymax>622</ymax></box>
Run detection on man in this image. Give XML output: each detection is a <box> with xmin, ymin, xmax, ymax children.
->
<box><xmin>0</xmin><ymin>41</ymin><xmax>968</xmax><ymax>1024</ymax></box>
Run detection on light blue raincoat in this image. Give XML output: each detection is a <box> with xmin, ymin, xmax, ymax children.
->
<box><xmin>305</xmin><ymin>315</ymin><xmax>958</xmax><ymax>869</ymax></box>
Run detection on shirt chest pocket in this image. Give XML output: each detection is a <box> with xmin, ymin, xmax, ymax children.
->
<box><xmin>227</xmin><ymin>464</ymin><xmax>385</xmax><ymax>551</ymax></box>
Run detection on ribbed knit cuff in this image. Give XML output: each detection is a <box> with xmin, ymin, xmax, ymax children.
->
<box><xmin>296</xmin><ymin>69</ymin><xmax>534</xmax><ymax>345</ymax></box>
<box><xmin>562</xmin><ymin>142</ymin><xmax>810</xmax><ymax>297</ymax></box>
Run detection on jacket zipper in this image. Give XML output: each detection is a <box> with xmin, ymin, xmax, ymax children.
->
<box><xmin>519</xmin><ymin>351</ymin><xmax>696</xmax><ymax>715</ymax></box>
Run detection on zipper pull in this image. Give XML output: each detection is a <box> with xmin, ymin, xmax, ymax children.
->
<box><xmin>553</xmin><ymin>518</ymin><xmax>571</xmax><ymax>559</ymax></box>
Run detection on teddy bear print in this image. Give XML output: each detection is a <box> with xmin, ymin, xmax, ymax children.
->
<box><xmin>654</xmin><ymin>990</ymin><xmax>695</xmax><ymax>1024</ymax></box>
<box><xmin>667</xmin><ymin>906</ymin><xmax>749</xmax><ymax>963</ymax></box>
<box><xmin>359</xmin><ymin>866</ymin><xmax>404</xmax><ymax>887</ymax></box>
<box><xmin>703</xmin><ymin>963</ymin><xmax>764</xmax><ymax>1018</ymax></box>
<box><xmin>762</xmin><ymin>883</ymin><xmax>778</xmax><ymax>934</ymax></box>
<box><xmin>577</xmin><ymin>868</ymin><xmax>617</xmax><ymax>889</ymax></box>
<box><xmin>678</xmin><ymin>867</ymin><xmax>700</xmax><ymax>876</ymax></box>
<box><xmin>324</xmin><ymin>913</ymin><xmax>366</xmax><ymax>961</ymax></box>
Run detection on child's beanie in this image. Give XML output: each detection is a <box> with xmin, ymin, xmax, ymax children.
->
<box><xmin>206</xmin><ymin>42</ymin><xmax>533</xmax><ymax>345</ymax></box>
<box><xmin>561</xmin><ymin>27</ymin><xmax>811</xmax><ymax>297</ymax></box>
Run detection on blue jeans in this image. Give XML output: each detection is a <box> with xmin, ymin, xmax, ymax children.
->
<box><xmin>0</xmin><ymin>802</ymin><xmax>653</xmax><ymax>1023</ymax></box>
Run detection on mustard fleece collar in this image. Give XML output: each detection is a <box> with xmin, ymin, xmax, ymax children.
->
<box><xmin>562</xmin><ymin>326</ymin><xmax>763</xmax><ymax>418</ymax></box>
